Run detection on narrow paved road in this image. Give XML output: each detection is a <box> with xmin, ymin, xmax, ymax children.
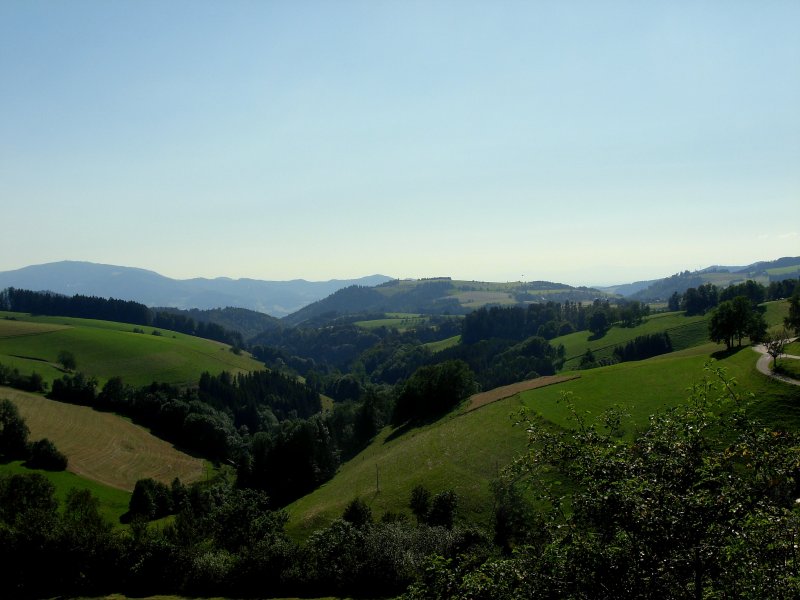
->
<box><xmin>752</xmin><ymin>338</ymin><xmax>800</xmax><ymax>387</ymax></box>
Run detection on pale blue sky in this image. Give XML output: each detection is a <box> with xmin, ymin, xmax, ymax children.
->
<box><xmin>1</xmin><ymin>1</ymin><xmax>798</xmax><ymax>286</ymax></box>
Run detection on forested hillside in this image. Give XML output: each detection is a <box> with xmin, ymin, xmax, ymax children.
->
<box><xmin>630</xmin><ymin>256</ymin><xmax>800</xmax><ymax>301</ymax></box>
<box><xmin>282</xmin><ymin>277</ymin><xmax>612</xmax><ymax>326</ymax></box>
<box><xmin>2</xmin><ymin>273</ymin><xmax>800</xmax><ymax>598</ymax></box>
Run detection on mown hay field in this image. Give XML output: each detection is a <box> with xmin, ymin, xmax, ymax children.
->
<box><xmin>3</xmin><ymin>386</ymin><xmax>205</xmax><ymax>491</ymax></box>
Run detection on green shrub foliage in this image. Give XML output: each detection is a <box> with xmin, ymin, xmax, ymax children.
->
<box><xmin>0</xmin><ymin>398</ymin><xmax>29</xmax><ymax>459</ymax></box>
<box><xmin>404</xmin><ymin>364</ymin><xmax>800</xmax><ymax>599</ymax></box>
<box><xmin>612</xmin><ymin>332</ymin><xmax>673</xmax><ymax>362</ymax></box>
<box><xmin>26</xmin><ymin>438</ymin><xmax>68</xmax><ymax>470</ymax></box>
<box><xmin>393</xmin><ymin>360</ymin><xmax>476</xmax><ymax>424</ymax></box>
<box><xmin>128</xmin><ymin>477</ymin><xmax>174</xmax><ymax>521</ymax></box>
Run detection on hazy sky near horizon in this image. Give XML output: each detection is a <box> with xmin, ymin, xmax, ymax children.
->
<box><xmin>1</xmin><ymin>1</ymin><xmax>798</xmax><ymax>286</ymax></box>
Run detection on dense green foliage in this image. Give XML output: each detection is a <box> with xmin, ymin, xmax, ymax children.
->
<box><xmin>404</xmin><ymin>366</ymin><xmax>800</xmax><ymax>599</ymax></box>
<box><xmin>0</xmin><ymin>399</ymin><xmax>67</xmax><ymax>473</ymax></box>
<box><xmin>0</xmin><ymin>361</ymin><xmax>46</xmax><ymax>393</ymax></box>
<box><xmin>612</xmin><ymin>332</ymin><xmax>673</xmax><ymax>362</ymax></box>
<box><xmin>4</xmin><ymin>275</ymin><xmax>800</xmax><ymax>598</ymax></box>
<box><xmin>237</xmin><ymin>416</ymin><xmax>339</xmax><ymax>506</ymax></box>
<box><xmin>0</xmin><ymin>470</ymin><xmax>484</xmax><ymax>599</ymax></box>
<box><xmin>0</xmin><ymin>287</ymin><xmax>244</xmax><ymax>346</ymax></box>
<box><xmin>462</xmin><ymin>302</ymin><xmax>593</xmax><ymax>344</ymax></box>
<box><xmin>25</xmin><ymin>438</ymin><xmax>68</xmax><ymax>471</ymax></box>
<box><xmin>634</xmin><ymin>260</ymin><xmax>800</xmax><ymax>302</ymax></box>
<box><xmin>283</xmin><ymin>280</ymin><xmax>465</xmax><ymax>326</ymax></box>
<box><xmin>709</xmin><ymin>296</ymin><xmax>767</xmax><ymax>349</ymax></box>
<box><xmin>127</xmin><ymin>477</ymin><xmax>184</xmax><ymax>521</ymax></box>
<box><xmin>393</xmin><ymin>360</ymin><xmax>476</xmax><ymax>425</ymax></box>
<box><xmin>155</xmin><ymin>305</ymin><xmax>281</xmax><ymax>340</ymax></box>
<box><xmin>671</xmin><ymin>278</ymin><xmax>798</xmax><ymax>316</ymax></box>
<box><xmin>786</xmin><ymin>288</ymin><xmax>800</xmax><ymax>334</ymax></box>
<box><xmin>437</xmin><ymin>335</ymin><xmax>563</xmax><ymax>389</ymax></box>
<box><xmin>0</xmin><ymin>398</ymin><xmax>30</xmax><ymax>459</ymax></box>
<box><xmin>198</xmin><ymin>369</ymin><xmax>322</xmax><ymax>425</ymax></box>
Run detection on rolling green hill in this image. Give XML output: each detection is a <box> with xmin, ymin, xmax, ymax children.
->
<box><xmin>629</xmin><ymin>256</ymin><xmax>800</xmax><ymax>301</ymax></box>
<box><xmin>0</xmin><ymin>311</ymin><xmax>264</xmax><ymax>387</ymax></box>
<box><xmin>0</xmin><ymin>460</ymin><xmax>132</xmax><ymax>526</ymax></box>
<box><xmin>286</xmin><ymin>323</ymin><xmax>798</xmax><ymax>539</ymax></box>
<box><xmin>4</xmin><ymin>386</ymin><xmax>206</xmax><ymax>491</ymax></box>
<box><xmin>283</xmin><ymin>278</ymin><xmax>613</xmax><ymax>325</ymax></box>
<box><xmin>554</xmin><ymin>310</ymin><xmax>710</xmax><ymax>369</ymax></box>
<box><xmin>552</xmin><ymin>299</ymin><xmax>789</xmax><ymax>371</ymax></box>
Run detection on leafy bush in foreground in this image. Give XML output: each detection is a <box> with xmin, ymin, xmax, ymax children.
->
<box><xmin>26</xmin><ymin>438</ymin><xmax>67</xmax><ymax>470</ymax></box>
<box><xmin>404</xmin><ymin>364</ymin><xmax>800</xmax><ymax>599</ymax></box>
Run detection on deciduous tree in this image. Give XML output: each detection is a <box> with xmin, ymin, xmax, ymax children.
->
<box><xmin>0</xmin><ymin>398</ymin><xmax>29</xmax><ymax>459</ymax></box>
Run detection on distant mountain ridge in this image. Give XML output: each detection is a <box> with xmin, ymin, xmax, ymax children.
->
<box><xmin>604</xmin><ymin>257</ymin><xmax>800</xmax><ymax>301</ymax></box>
<box><xmin>0</xmin><ymin>261</ymin><xmax>392</xmax><ymax>317</ymax></box>
<box><xmin>2</xmin><ymin>256</ymin><xmax>797</xmax><ymax>320</ymax></box>
<box><xmin>282</xmin><ymin>278</ymin><xmax>612</xmax><ymax>326</ymax></box>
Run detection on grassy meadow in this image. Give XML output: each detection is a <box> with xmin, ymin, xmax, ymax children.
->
<box><xmin>3</xmin><ymin>386</ymin><xmax>206</xmax><ymax>491</ymax></box>
<box><xmin>1</xmin><ymin>384</ymin><xmax>211</xmax><ymax>525</ymax></box>
<box><xmin>354</xmin><ymin>313</ymin><xmax>427</xmax><ymax>331</ymax></box>
<box><xmin>2</xmin><ymin>298</ymin><xmax>794</xmax><ymax>544</ymax></box>
<box><xmin>287</xmin><ymin>392</ymin><xmax>531</xmax><ymax>538</ymax></box>
<box><xmin>423</xmin><ymin>334</ymin><xmax>461</xmax><ymax>353</ymax></box>
<box><xmin>0</xmin><ymin>312</ymin><xmax>252</xmax><ymax>525</ymax></box>
<box><xmin>0</xmin><ymin>459</ymin><xmax>132</xmax><ymax>525</ymax></box>
<box><xmin>286</xmin><ymin>314</ymin><xmax>799</xmax><ymax>539</ymax></box>
<box><xmin>0</xmin><ymin>311</ymin><xmax>263</xmax><ymax>387</ymax></box>
<box><xmin>555</xmin><ymin>311</ymin><xmax>709</xmax><ymax>368</ymax></box>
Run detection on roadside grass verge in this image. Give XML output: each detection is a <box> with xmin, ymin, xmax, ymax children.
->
<box><xmin>774</xmin><ymin>358</ymin><xmax>800</xmax><ymax>379</ymax></box>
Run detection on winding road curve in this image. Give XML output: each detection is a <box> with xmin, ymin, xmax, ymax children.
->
<box><xmin>752</xmin><ymin>337</ymin><xmax>800</xmax><ymax>387</ymax></box>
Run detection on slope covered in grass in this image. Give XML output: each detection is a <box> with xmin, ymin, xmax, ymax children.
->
<box><xmin>555</xmin><ymin>311</ymin><xmax>709</xmax><ymax>369</ymax></box>
<box><xmin>3</xmin><ymin>386</ymin><xmax>206</xmax><ymax>491</ymax></box>
<box><xmin>286</xmin><ymin>336</ymin><xmax>800</xmax><ymax>539</ymax></box>
<box><xmin>0</xmin><ymin>311</ymin><xmax>263</xmax><ymax>387</ymax></box>
<box><xmin>0</xmin><ymin>460</ymin><xmax>131</xmax><ymax>525</ymax></box>
<box><xmin>286</xmin><ymin>393</ymin><xmax>532</xmax><ymax>538</ymax></box>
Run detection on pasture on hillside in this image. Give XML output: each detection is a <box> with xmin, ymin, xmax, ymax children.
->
<box><xmin>3</xmin><ymin>386</ymin><xmax>206</xmax><ymax>491</ymax></box>
<box><xmin>354</xmin><ymin>313</ymin><xmax>427</xmax><ymax>331</ymax></box>
<box><xmin>0</xmin><ymin>312</ymin><xmax>263</xmax><ymax>387</ymax></box>
<box><xmin>423</xmin><ymin>334</ymin><xmax>461</xmax><ymax>353</ymax></box>
<box><xmin>287</xmin><ymin>332</ymin><xmax>800</xmax><ymax>539</ymax></box>
<box><xmin>0</xmin><ymin>460</ymin><xmax>132</xmax><ymax>525</ymax></box>
<box><xmin>555</xmin><ymin>311</ymin><xmax>709</xmax><ymax>368</ymax></box>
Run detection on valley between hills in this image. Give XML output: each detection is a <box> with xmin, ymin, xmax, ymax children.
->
<box><xmin>1</xmin><ymin>257</ymin><xmax>799</xmax><ymax>599</ymax></box>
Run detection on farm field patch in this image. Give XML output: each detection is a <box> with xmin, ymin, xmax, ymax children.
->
<box><xmin>0</xmin><ymin>311</ymin><xmax>263</xmax><ymax>387</ymax></box>
<box><xmin>3</xmin><ymin>386</ymin><xmax>205</xmax><ymax>491</ymax></box>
